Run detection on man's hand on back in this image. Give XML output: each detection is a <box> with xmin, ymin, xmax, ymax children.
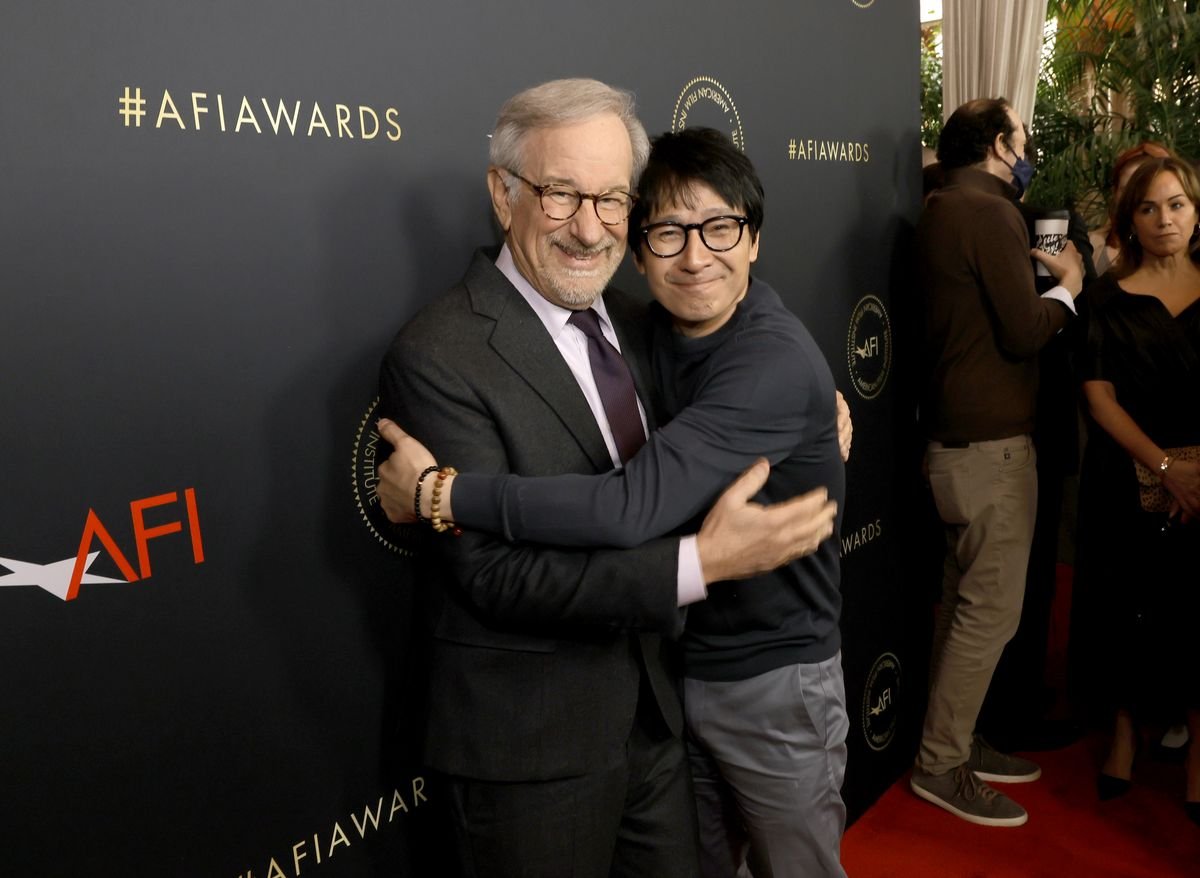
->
<box><xmin>836</xmin><ymin>390</ymin><xmax>853</xmax><ymax>463</ymax></box>
<box><xmin>376</xmin><ymin>418</ymin><xmax>439</xmax><ymax>524</ymax></box>
<box><xmin>696</xmin><ymin>459</ymin><xmax>837</xmax><ymax>585</ymax></box>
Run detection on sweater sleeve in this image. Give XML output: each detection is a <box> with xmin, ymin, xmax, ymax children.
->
<box><xmin>453</xmin><ymin>331</ymin><xmax>827</xmax><ymax>548</ymax></box>
<box><xmin>974</xmin><ymin>202</ymin><xmax>1072</xmax><ymax>358</ymax></box>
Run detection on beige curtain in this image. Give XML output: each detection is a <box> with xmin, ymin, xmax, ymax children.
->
<box><xmin>942</xmin><ymin>0</ymin><xmax>1048</xmax><ymax>128</ymax></box>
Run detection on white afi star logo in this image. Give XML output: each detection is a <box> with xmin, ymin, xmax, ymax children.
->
<box><xmin>0</xmin><ymin>553</ymin><xmax>128</xmax><ymax>601</ymax></box>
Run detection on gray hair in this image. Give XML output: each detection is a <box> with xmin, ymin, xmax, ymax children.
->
<box><xmin>490</xmin><ymin>78</ymin><xmax>649</xmax><ymax>201</ymax></box>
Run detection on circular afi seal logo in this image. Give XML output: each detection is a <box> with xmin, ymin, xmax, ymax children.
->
<box><xmin>351</xmin><ymin>397</ymin><xmax>415</xmax><ymax>555</ymax></box>
<box><xmin>862</xmin><ymin>651</ymin><xmax>901</xmax><ymax>752</ymax></box>
<box><xmin>673</xmin><ymin>76</ymin><xmax>745</xmax><ymax>151</ymax></box>
<box><xmin>847</xmin><ymin>293</ymin><xmax>892</xmax><ymax>400</ymax></box>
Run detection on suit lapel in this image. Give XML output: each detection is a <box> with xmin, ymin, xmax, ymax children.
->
<box><xmin>464</xmin><ymin>251</ymin><xmax>614</xmax><ymax>472</ymax></box>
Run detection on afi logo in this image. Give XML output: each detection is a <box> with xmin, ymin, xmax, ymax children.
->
<box><xmin>0</xmin><ymin>488</ymin><xmax>204</xmax><ymax>601</ymax></box>
<box><xmin>855</xmin><ymin>336</ymin><xmax>880</xmax><ymax>360</ymax></box>
<box><xmin>867</xmin><ymin>687</ymin><xmax>892</xmax><ymax>717</ymax></box>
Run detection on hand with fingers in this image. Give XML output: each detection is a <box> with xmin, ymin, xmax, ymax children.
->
<box><xmin>1163</xmin><ymin>458</ymin><xmax>1200</xmax><ymax>523</ymax></box>
<box><xmin>836</xmin><ymin>390</ymin><xmax>853</xmax><ymax>463</ymax></box>
<box><xmin>697</xmin><ymin>458</ymin><xmax>837</xmax><ymax>585</ymax></box>
<box><xmin>375</xmin><ymin>418</ymin><xmax>439</xmax><ymax>524</ymax></box>
<box><xmin>1031</xmin><ymin>240</ymin><xmax>1084</xmax><ymax>297</ymax></box>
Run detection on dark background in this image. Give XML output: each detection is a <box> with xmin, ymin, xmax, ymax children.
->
<box><xmin>0</xmin><ymin>2</ymin><xmax>925</xmax><ymax>874</ymax></box>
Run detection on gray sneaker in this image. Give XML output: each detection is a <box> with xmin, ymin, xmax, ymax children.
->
<box><xmin>969</xmin><ymin>735</ymin><xmax>1042</xmax><ymax>783</ymax></box>
<box><xmin>911</xmin><ymin>765</ymin><xmax>1029</xmax><ymax>827</ymax></box>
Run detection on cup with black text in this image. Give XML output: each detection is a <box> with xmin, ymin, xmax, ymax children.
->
<box><xmin>1033</xmin><ymin>210</ymin><xmax>1069</xmax><ymax>276</ymax></box>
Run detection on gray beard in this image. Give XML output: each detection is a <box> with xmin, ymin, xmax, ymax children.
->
<box><xmin>544</xmin><ymin>235</ymin><xmax>618</xmax><ymax>307</ymax></box>
<box><xmin>547</xmin><ymin>272</ymin><xmax>608</xmax><ymax>308</ymax></box>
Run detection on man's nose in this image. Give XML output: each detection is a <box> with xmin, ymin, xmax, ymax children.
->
<box><xmin>569</xmin><ymin>200</ymin><xmax>606</xmax><ymax>245</ymax></box>
<box><xmin>679</xmin><ymin>227</ymin><xmax>712</xmax><ymax>268</ymax></box>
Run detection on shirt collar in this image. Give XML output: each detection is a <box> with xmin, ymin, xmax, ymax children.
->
<box><xmin>495</xmin><ymin>243</ymin><xmax>617</xmax><ymax>339</ymax></box>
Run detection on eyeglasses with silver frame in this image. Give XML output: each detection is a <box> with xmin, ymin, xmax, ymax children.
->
<box><xmin>505</xmin><ymin>169</ymin><xmax>635</xmax><ymax>225</ymax></box>
<box><xmin>639</xmin><ymin>216</ymin><xmax>749</xmax><ymax>258</ymax></box>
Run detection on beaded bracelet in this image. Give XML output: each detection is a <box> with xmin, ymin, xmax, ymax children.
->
<box><xmin>412</xmin><ymin>465</ymin><xmax>439</xmax><ymax>523</ymax></box>
<box><xmin>431</xmin><ymin>466</ymin><xmax>461</xmax><ymax>535</ymax></box>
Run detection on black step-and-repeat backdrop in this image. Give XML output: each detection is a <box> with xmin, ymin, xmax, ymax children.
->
<box><xmin>1</xmin><ymin>2</ymin><xmax>923</xmax><ymax>874</ymax></box>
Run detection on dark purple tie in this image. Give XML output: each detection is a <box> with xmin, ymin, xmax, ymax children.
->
<box><xmin>568</xmin><ymin>308</ymin><xmax>646</xmax><ymax>464</ymax></box>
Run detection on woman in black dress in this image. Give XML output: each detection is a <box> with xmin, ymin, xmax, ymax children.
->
<box><xmin>1079</xmin><ymin>156</ymin><xmax>1200</xmax><ymax>823</ymax></box>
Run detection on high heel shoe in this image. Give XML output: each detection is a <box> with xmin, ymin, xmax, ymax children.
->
<box><xmin>1097</xmin><ymin>772</ymin><xmax>1132</xmax><ymax>800</ymax></box>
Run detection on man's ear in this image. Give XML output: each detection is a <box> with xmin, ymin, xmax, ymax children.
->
<box><xmin>487</xmin><ymin>167</ymin><xmax>513</xmax><ymax>232</ymax></box>
<box><xmin>991</xmin><ymin>132</ymin><xmax>1008</xmax><ymax>162</ymax></box>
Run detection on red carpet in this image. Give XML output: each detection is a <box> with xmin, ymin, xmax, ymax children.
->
<box><xmin>842</xmin><ymin>737</ymin><xmax>1200</xmax><ymax>877</ymax></box>
<box><xmin>843</xmin><ymin>564</ymin><xmax>1200</xmax><ymax>876</ymax></box>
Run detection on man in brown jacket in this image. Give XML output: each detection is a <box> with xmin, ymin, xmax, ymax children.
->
<box><xmin>911</xmin><ymin>97</ymin><xmax>1083</xmax><ymax>827</ymax></box>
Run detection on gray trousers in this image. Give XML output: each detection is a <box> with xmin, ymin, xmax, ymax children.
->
<box><xmin>684</xmin><ymin>653</ymin><xmax>848</xmax><ymax>878</ymax></box>
<box><xmin>918</xmin><ymin>436</ymin><xmax>1038</xmax><ymax>774</ymax></box>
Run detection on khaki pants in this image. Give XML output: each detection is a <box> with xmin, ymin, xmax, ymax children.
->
<box><xmin>917</xmin><ymin>436</ymin><xmax>1038</xmax><ymax>775</ymax></box>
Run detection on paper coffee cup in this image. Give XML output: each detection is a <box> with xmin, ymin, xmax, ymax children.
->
<box><xmin>1034</xmin><ymin>212</ymin><xmax>1069</xmax><ymax>276</ymax></box>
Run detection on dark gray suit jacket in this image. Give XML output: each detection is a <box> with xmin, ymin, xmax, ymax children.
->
<box><xmin>380</xmin><ymin>247</ymin><xmax>684</xmax><ymax>782</ymax></box>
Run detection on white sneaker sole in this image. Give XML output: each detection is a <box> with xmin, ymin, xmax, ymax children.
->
<box><xmin>910</xmin><ymin>778</ymin><xmax>1029</xmax><ymax>827</ymax></box>
<box><xmin>973</xmin><ymin>766</ymin><xmax>1042</xmax><ymax>784</ymax></box>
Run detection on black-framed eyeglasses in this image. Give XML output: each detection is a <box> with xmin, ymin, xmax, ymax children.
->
<box><xmin>505</xmin><ymin>169</ymin><xmax>635</xmax><ymax>225</ymax></box>
<box><xmin>640</xmin><ymin>216</ymin><xmax>749</xmax><ymax>258</ymax></box>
